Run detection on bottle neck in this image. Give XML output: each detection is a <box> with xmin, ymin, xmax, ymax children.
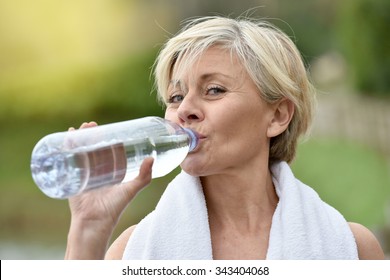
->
<box><xmin>182</xmin><ymin>128</ymin><xmax>198</xmax><ymax>152</ymax></box>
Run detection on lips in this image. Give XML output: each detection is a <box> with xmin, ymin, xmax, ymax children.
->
<box><xmin>190</xmin><ymin>129</ymin><xmax>206</xmax><ymax>140</ymax></box>
<box><xmin>187</xmin><ymin>129</ymin><xmax>206</xmax><ymax>152</ymax></box>
<box><xmin>196</xmin><ymin>132</ymin><xmax>206</xmax><ymax>139</ymax></box>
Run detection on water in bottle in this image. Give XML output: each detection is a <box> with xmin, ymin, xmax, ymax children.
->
<box><xmin>30</xmin><ymin>117</ymin><xmax>198</xmax><ymax>199</ymax></box>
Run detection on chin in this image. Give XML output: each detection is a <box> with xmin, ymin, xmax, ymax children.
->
<box><xmin>180</xmin><ymin>159</ymin><xmax>207</xmax><ymax>177</ymax></box>
<box><xmin>180</xmin><ymin>165</ymin><xmax>200</xmax><ymax>177</ymax></box>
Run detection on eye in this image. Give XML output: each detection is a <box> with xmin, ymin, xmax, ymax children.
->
<box><xmin>167</xmin><ymin>94</ymin><xmax>185</xmax><ymax>104</ymax></box>
<box><xmin>206</xmin><ymin>85</ymin><xmax>227</xmax><ymax>96</ymax></box>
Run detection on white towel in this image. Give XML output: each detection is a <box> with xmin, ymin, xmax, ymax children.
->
<box><xmin>267</xmin><ymin>162</ymin><xmax>358</xmax><ymax>259</ymax></box>
<box><xmin>123</xmin><ymin>171</ymin><xmax>213</xmax><ymax>259</ymax></box>
<box><xmin>123</xmin><ymin>161</ymin><xmax>358</xmax><ymax>259</ymax></box>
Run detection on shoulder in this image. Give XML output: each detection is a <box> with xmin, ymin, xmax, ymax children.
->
<box><xmin>105</xmin><ymin>225</ymin><xmax>137</xmax><ymax>260</ymax></box>
<box><xmin>348</xmin><ymin>222</ymin><xmax>385</xmax><ymax>260</ymax></box>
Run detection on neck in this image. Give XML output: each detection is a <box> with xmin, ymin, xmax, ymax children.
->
<box><xmin>201</xmin><ymin>163</ymin><xmax>278</xmax><ymax>232</ymax></box>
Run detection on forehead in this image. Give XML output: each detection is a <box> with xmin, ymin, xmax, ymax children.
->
<box><xmin>170</xmin><ymin>46</ymin><xmax>244</xmax><ymax>82</ymax></box>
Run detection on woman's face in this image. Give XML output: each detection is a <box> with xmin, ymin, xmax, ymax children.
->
<box><xmin>164</xmin><ymin>46</ymin><xmax>276</xmax><ymax>177</ymax></box>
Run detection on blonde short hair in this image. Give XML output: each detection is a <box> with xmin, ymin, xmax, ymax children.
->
<box><xmin>154</xmin><ymin>16</ymin><xmax>316</xmax><ymax>163</ymax></box>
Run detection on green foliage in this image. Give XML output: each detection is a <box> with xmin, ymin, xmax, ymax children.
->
<box><xmin>336</xmin><ymin>0</ymin><xmax>390</xmax><ymax>95</ymax></box>
<box><xmin>292</xmin><ymin>138</ymin><xmax>390</xmax><ymax>228</ymax></box>
<box><xmin>91</xmin><ymin>52</ymin><xmax>165</xmax><ymax>123</ymax></box>
<box><xmin>271</xmin><ymin>0</ymin><xmax>339</xmax><ymax>61</ymax></box>
<box><xmin>0</xmin><ymin>51</ymin><xmax>164</xmax><ymax>124</ymax></box>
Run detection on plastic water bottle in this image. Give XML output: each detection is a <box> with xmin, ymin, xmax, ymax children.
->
<box><xmin>30</xmin><ymin>116</ymin><xmax>198</xmax><ymax>199</ymax></box>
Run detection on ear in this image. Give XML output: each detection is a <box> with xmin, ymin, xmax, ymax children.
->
<box><xmin>267</xmin><ymin>98</ymin><xmax>295</xmax><ymax>138</ymax></box>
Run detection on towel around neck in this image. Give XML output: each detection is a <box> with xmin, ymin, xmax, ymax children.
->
<box><xmin>123</xmin><ymin>161</ymin><xmax>358</xmax><ymax>260</ymax></box>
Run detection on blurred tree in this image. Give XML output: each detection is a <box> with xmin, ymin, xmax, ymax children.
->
<box><xmin>165</xmin><ymin>0</ymin><xmax>339</xmax><ymax>65</ymax></box>
<box><xmin>336</xmin><ymin>0</ymin><xmax>390</xmax><ymax>95</ymax></box>
<box><xmin>91</xmin><ymin>51</ymin><xmax>164</xmax><ymax>123</ymax></box>
<box><xmin>0</xmin><ymin>0</ymin><xmax>167</xmax><ymax>123</ymax></box>
<box><xmin>272</xmin><ymin>0</ymin><xmax>339</xmax><ymax>62</ymax></box>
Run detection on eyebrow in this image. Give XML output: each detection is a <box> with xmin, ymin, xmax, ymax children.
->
<box><xmin>169</xmin><ymin>72</ymin><xmax>233</xmax><ymax>85</ymax></box>
<box><xmin>167</xmin><ymin>80</ymin><xmax>185</xmax><ymax>93</ymax></box>
<box><xmin>199</xmin><ymin>72</ymin><xmax>234</xmax><ymax>81</ymax></box>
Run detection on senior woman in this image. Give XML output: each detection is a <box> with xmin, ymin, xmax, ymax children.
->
<box><xmin>65</xmin><ymin>16</ymin><xmax>384</xmax><ymax>260</ymax></box>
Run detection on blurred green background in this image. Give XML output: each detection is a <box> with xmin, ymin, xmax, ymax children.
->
<box><xmin>0</xmin><ymin>0</ymin><xmax>389</xmax><ymax>259</ymax></box>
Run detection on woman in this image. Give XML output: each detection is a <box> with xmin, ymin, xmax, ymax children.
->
<box><xmin>65</xmin><ymin>16</ymin><xmax>384</xmax><ymax>260</ymax></box>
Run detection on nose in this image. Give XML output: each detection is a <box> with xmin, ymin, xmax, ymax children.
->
<box><xmin>177</xmin><ymin>92</ymin><xmax>204</xmax><ymax>125</ymax></box>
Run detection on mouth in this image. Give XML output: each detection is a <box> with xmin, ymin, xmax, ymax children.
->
<box><xmin>193</xmin><ymin>130</ymin><xmax>206</xmax><ymax>140</ymax></box>
<box><xmin>196</xmin><ymin>132</ymin><xmax>206</xmax><ymax>139</ymax></box>
<box><xmin>187</xmin><ymin>129</ymin><xmax>206</xmax><ymax>152</ymax></box>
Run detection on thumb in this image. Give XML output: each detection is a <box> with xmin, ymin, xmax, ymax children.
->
<box><xmin>121</xmin><ymin>157</ymin><xmax>154</xmax><ymax>199</ymax></box>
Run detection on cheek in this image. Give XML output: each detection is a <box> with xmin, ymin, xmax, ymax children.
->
<box><xmin>164</xmin><ymin>109</ymin><xmax>177</xmax><ymax>122</ymax></box>
<box><xmin>216</xmin><ymin>108</ymin><xmax>269</xmax><ymax>151</ymax></box>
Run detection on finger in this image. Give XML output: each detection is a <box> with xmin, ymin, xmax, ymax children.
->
<box><xmin>65</xmin><ymin>127</ymin><xmax>76</xmax><ymax>148</ymax></box>
<box><xmin>122</xmin><ymin>157</ymin><xmax>154</xmax><ymax>197</ymax></box>
<box><xmin>80</xmin><ymin>121</ymin><xmax>97</xmax><ymax>129</ymax></box>
<box><xmin>66</xmin><ymin>122</ymin><xmax>97</xmax><ymax>148</ymax></box>
<box><xmin>134</xmin><ymin>157</ymin><xmax>154</xmax><ymax>187</ymax></box>
<box><xmin>137</xmin><ymin>157</ymin><xmax>154</xmax><ymax>182</ymax></box>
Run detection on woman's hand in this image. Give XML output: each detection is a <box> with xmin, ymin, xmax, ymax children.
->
<box><xmin>64</xmin><ymin>122</ymin><xmax>154</xmax><ymax>259</ymax></box>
